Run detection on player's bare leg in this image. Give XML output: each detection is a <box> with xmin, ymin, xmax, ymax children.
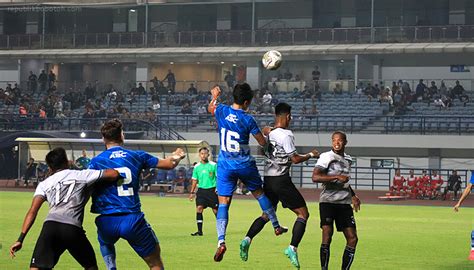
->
<box><xmin>341</xmin><ymin>227</ymin><xmax>358</xmax><ymax>270</ymax></box>
<box><xmin>191</xmin><ymin>205</ymin><xmax>204</xmax><ymax>236</ymax></box>
<box><xmin>320</xmin><ymin>225</ymin><xmax>333</xmax><ymax>270</ymax></box>
<box><xmin>143</xmin><ymin>243</ymin><xmax>164</xmax><ymax>270</ymax></box>
<box><xmin>214</xmin><ymin>195</ymin><xmax>232</xmax><ymax>262</ymax></box>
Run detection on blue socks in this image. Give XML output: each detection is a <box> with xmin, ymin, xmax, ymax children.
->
<box><xmin>216</xmin><ymin>203</ymin><xmax>229</xmax><ymax>244</ymax></box>
<box><xmin>100</xmin><ymin>244</ymin><xmax>117</xmax><ymax>270</ymax></box>
<box><xmin>256</xmin><ymin>194</ymin><xmax>280</xmax><ymax>228</ymax></box>
<box><xmin>471</xmin><ymin>230</ymin><xmax>474</xmax><ymax>251</ymax></box>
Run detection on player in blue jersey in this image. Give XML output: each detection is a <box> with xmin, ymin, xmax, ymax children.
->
<box><xmin>453</xmin><ymin>170</ymin><xmax>474</xmax><ymax>260</ymax></box>
<box><xmin>89</xmin><ymin>119</ymin><xmax>186</xmax><ymax>270</ymax></box>
<box><xmin>208</xmin><ymin>84</ymin><xmax>286</xmax><ymax>262</ymax></box>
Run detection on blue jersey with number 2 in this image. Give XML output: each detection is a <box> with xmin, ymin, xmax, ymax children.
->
<box><xmin>89</xmin><ymin>146</ymin><xmax>158</xmax><ymax>215</ymax></box>
<box><xmin>215</xmin><ymin>104</ymin><xmax>260</xmax><ymax>170</ymax></box>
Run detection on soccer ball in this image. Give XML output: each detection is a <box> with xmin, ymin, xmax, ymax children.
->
<box><xmin>262</xmin><ymin>50</ymin><xmax>282</xmax><ymax>70</ymax></box>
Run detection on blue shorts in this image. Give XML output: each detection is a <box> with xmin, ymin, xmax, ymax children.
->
<box><xmin>217</xmin><ymin>165</ymin><xmax>263</xmax><ymax>197</ymax></box>
<box><xmin>95</xmin><ymin>212</ymin><xmax>159</xmax><ymax>258</ymax></box>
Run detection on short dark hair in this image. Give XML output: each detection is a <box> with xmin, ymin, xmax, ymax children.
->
<box><xmin>198</xmin><ymin>147</ymin><xmax>209</xmax><ymax>153</ymax></box>
<box><xmin>275</xmin><ymin>102</ymin><xmax>292</xmax><ymax>116</ymax></box>
<box><xmin>233</xmin><ymin>83</ymin><xmax>253</xmax><ymax>105</ymax></box>
<box><xmin>45</xmin><ymin>147</ymin><xmax>69</xmax><ymax>171</ymax></box>
<box><xmin>332</xmin><ymin>130</ymin><xmax>347</xmax><ymax>142</ymax></box>
<box><xmin>101</xmin><ymin>119</ymin><xmax>123</xmax><ymax>143</ymax></box>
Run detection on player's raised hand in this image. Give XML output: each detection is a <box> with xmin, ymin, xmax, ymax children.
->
<box><xmin>10</xmin><ymin>242</ymin><xmax>22</xmax><ymax>258</ymax></box>
<box><xmin>211</xmin><ymin>85</ymin><xmax>221</xmax><ymax>100</ymax></box>
<box><xmin>352</xmin><ymin>195</ymin><xmax>361</xmax><ymax>212</ymax></box>
<box><xmin>172</xmin><ymin>148</ymin><xmax>186</xmax><ymax>160</ymax></box>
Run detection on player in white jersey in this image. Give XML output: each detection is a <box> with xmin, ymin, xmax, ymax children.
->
<box><xmin>312</xmin><ymin>131</ymin><xmax>361</xmax><ymax>270</ymax></box>
<box><xmin>9</xmin><ymin>147</ymin><xmax>121</xmax><ymax>270</ymax></box>
<box><xmin>239</xmin><ymin>103</ymin><xmax>319</xmax><ymax>269</ymax></box>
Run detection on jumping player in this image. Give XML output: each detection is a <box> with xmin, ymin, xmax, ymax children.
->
<box><xmin>188</xmin><ymin>147</ymin><xmax>218</xmax><ymax>236</ymax></box>
<box><xmin>239</xmin><ymin>102</ymin><xmax>319</xmax><ymax>268</ymax></box>
<box><xmin>453</xmin><ymin>170</ymin><xmax>474</xmax><ymax>260</ymax></box>
<box><xmin>208</xmin><ymin>84</ymin><xmax>285</xmax><ymax>262</ymax></box>
<box><xmin>312</xmin><ymin>131</ymin><xmax>361</xmax><ymax>270</ymax></box>
<box><xmin>89</xmin><ymin>119</ymin><xmax>186</xmax><ymax>270</ymax></box>
<box><xmin>10</xmin><ymin>147</ymin><xmax>121</xmax><ymax>270</ymax></box>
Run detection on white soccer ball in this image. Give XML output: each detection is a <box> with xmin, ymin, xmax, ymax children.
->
<box><xmin>262</xmin><ymin>50</ymin><xmax>282</xmax><ymax>70</ymax></box>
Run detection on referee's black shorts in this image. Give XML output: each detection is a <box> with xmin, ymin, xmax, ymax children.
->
<box><xmin>263</xmin><ymin>174</ymin><xmax>307</xmax><ymax>210</ymax></box>
<box><xmin>30</xmin><ymin>221</ymin><xmax>97</xmax><ymax>269</ymax></box>
<box><xmin>196</xmin><ymin>187</ymin><xmax>218</xmax><ymax>209</ymax></box>
<box><xmin>319</xmin><ymin>203</ymin><xmax>356</xmax><ymax>231</ymax></box>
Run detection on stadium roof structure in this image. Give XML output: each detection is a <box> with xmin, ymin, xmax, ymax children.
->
<box><xmin>15</xmin><ymin>137</ymin><xmax>210</xmax><ymax>165</ymax></box>
<box><xmin>1</xmin><ymin>43</ymin><xmax>473</xmax><ymax>60</ymax></box>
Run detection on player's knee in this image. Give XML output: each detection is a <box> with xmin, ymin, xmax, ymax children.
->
<box><xmin>85</xmin><ymin>265</ymin><xmax>98</xmax><ymax>270</ymax></box>
<box><xmin>347</xmin><ymin>234</ymin><xmax>358</xmax><ymax>247</ymax></box>
<box><xmin>260</xmin><ymin>214</ymin><xmax>270</xmax><ymax>222</ymax></box>
<box><xmin>196</xmin><ymin>206</ymin><xmax>204</xmax><ymax>212</ymax></box>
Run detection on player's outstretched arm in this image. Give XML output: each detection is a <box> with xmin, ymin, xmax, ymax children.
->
<box><xmin>454</xmin><ymin>183</ymin><xmax>472</xmax><ymax>212</ymax></box>
<box><xmin>312</xmin><ymin>168</ymin><xmax>349</xmax><ymax>183</ymax></box>
<box><xmin>208</xmin><ymin>85</ymin><xmax>221</xmax><ymax>115</ymax></box>
<box><xmin>291</xmin><ymin>149</ymin><xmax>320</xmax><ymax>164</ymax></box>
<box><xmin>253</xmin><ymin>132</ymin><xmax>268</xmax><ymax>147</ymax></box>
<box><xmin>10</xmin><ymin>196</ymin><xmax>46</xmax><ymax>258</ymax></box>
<box><xmin>157</xmin><ymin>148</ymin><xmax>186</xmax><ymax>170</ymax></box>
<box><xmin>100</xmin><ymin>169</ymin><xmax>122</xmax><ymax>182</ymax></box>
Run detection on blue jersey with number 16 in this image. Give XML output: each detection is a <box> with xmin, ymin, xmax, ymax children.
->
<box><xmin>215</xmin><ymin>104</ymin><xmax>261</xmax><ymax>170</ymax></box>
<box><xmin>88</xmin><ymin>146</ymin><xmax>158</xmax><ymax>215</ymax></box>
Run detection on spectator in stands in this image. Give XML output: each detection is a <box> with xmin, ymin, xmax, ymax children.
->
<box><xmin>333</xmin><ymin>83</ymin><xmax>343</xmax><ymax>95</ymax></box>
<box><xmin>310</xmin><ymin>104</ymin><xmax>319</xmax><ymax>115</ymax></box>
<box><xmin>150</xmin><ymin>76</ymin><xmax>160</xmax><ymax>90</ymax></box>
<box><xmin>451</xmin><ymin>80</ymin><xmax>465</xmax><ymax>98</ymax></box>
<box><xmin>284</xmin><ymin>68</ymin><xmax>293</xmax><ymax>80</ymax></box>
<box><xmin>47</xmin><ymin>70</ymin><xmax>56</xmax><ymax>90</ymax></box>
<box><xmin>439</xmin><ymin>81</ymin><xmax>448</xmax><ymax>96</ymax></box>
<box><xmin>355</xmin><ymin>82</ymin><xmax>364</xmax><ymax>96</ymax></box>
<box><xmin>391</xmin><ymin>81</ymin><xmax>399</xmax><ymax>95</ymax></box>
<box><xmin>19</xmin><ymin>104</ymin><xmax>28</xmax><ymax>117</ymax></box>
<box><xmin>85</xmin><ymin>82</ymin><xmax>95</xmax><ymax>101</ymax></box>
<box><xmin>443</xmin><ymin>170</ymin><xmax>462</xmax><ymax>200</ymax></box>
<box><xmin>428</xmin><ymin>81</ymin><xmax>438</xmax><ymax>97</ymax></box>
<box><xmin>434</xmin><ymin>97</ymin><xmax>447</xmax><ymax>109</ymax></box>
<box><xmin>262</xmin><ymin>91</ymin><xmax>272</xmax><ymax>105</ymax></box>
<box><xmin>460</xmin><ymin>92</ymin><xmax>470</xmax><ymax>107</ymax></box>
<box><xmin>38</xmin><ymin>70</ymin><xmax>47</xmax><ymax>92</ymax></box>
<box><xmin>137</xmin><ymin>82</ymin><xmax>146</xmax><ymax>95</ymax></box>
<box><xmin>28</xmin><ymin>71</ymin><xmax>37</xmax><ymax>93</ymax></box>
<box><xmin>163</xmin><ymin>69</ymin><xmax>176</xmax><ymax>93</ymax></box>
<box><xmin>224</xmin><ymin>71</ymin><xmax>235</xmax><ymax>91</ymax></box>
<box><xmin>415</xmin><ymin>79</ymin><xmax>426</xmax><ymax>101</ymax></box>
<box><xmin>312</xmin><ymin>65</ymin><xmax>321</xmax><ymax>83</ymax></box>
<box><xmin>187</xmin><ymin>83</ymin><xmax>198</xmax><ymax>95</ymax></box>
<box><xmin>152</xmin><ymin>99</ymin><xmax>161</xmax><ymax>112</ymax></box>
<box><xmin>294</xmin><ymin>74</ymin><xmax>301</xmax><ymax>81</ymax></box>
<box><xmin>181</xmin><ymin>102</ymin><xmax>192</xmax><ymax>114</ymax></box>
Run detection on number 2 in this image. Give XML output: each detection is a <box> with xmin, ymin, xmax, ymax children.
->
<box><xmin>115</xmin><ymin>167</ymin><xmax>134</xmax><ymax>197</ymax></box>
<box><xmin>220</xmin><ymin>128</ymin><xmax>240</xmax><ymax>152</ymax></box>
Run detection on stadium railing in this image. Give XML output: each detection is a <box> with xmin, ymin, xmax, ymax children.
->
<box><xmin>1</xmin><ymin>115</ymin><xmax>474</xmax><ymax>135</ymax></box>
<box><xmin>255</xmin><ymin>162</ymin><xmax>471</xmax><ymax>191</ymax></box>
<box><xmin>0</xmin><ymin>25</ymin><xmax>472</xmax><ymax>49</ymax></box>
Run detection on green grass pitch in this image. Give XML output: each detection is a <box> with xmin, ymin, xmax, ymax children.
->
<box><xmin>0</xmin><ymin>191</ymin><xmax>473</xmax><ymax>269</ymax></box>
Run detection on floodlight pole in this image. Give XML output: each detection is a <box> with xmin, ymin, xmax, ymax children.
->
<box><xmin>42</xmin><ymin>7</ymin><xmax>46</xmax><ymax>48</ymax></box>
<box><xmin>370</xmin><ymin>0</ymin><xmax>374</xmax><ymax>43</ymax></box>
<box><xmin>251</xmin><ymin>0</ymin><xmax>255</xmax><ymax>45</ymax></box>
<box><xmin>145</xmin><ymin>0</ymin><xmax>149</xmax><ymax>46</ymax></box>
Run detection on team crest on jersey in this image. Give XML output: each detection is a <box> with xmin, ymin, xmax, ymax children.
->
<box><xmin>109</xmin><ymin>151</ymin><xmax>127</xmax><ymax>159</ymax></box>
<box><xmin>225</xmin><ymin>114</ymin><xmax>238</xmax><ymax>123</ymax></box>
